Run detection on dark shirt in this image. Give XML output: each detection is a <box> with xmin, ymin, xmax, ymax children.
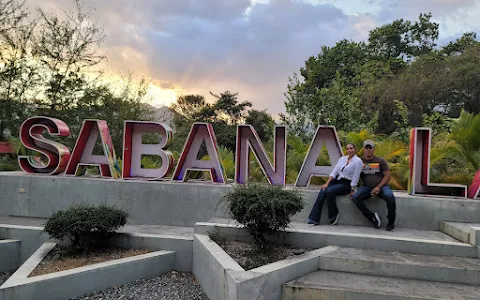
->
<box><xmin>360</xmin><ymin>156</ymin><xmax>389</xmax><ymax>188</ymax></box>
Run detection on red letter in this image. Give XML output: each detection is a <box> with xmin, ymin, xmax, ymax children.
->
<box><xmin>408</xmin><ymin>128</ymin><xmax>466</xmax><ymax>197</ymax></box>
<box><xmin>65</xmin><ymin>120</ymin><xmax>121</xmax><ymax>178</ymax></box>
<box><xmin>295</xmin><ymin>126</ymin><xmax>343</xmax><ymax>187</ymax></box>
<box><xmin>18</xmin><ymin>116</ymin><xmax>71</xmax><ymax>175</ymax></box>
<box><xmin>235</xmin><ymin>125</ymin><xmax>286</xmax><ymax>185</ymax></box>
<box><xmin>122</xmin><ymin>121</ymin><xmax>174</xmax><ymax>180</ymax></box>
<box><xmin>172</xmin><ymin>123</ymin><xmax>225</xmax><ymax>183</ymax></box>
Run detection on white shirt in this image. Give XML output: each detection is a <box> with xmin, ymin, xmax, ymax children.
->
<box><xmin>329</xmin><ymin>155</ymin><xmax>363</xmax><ymax>188</ymax></box>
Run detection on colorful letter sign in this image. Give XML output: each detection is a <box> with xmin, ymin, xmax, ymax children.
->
<box><xmin>295</xmin><ymin>126</ymin><xmax>343</xmax><ymax>187</ymax></box>
<box><xmin>408</xmin><ymin>128</ymin><xmax>467</xmax><ymax>197</ymax></box>
<box><xmin>18</xmin><ymin>116</ymin><xmax>71</xmax><ymax>175</ymax></box>
<box><xmin>65</xmin><ymin>120</ymin><xmax>121</xmax><ymax>178</ymax></box>
<box><xmin>235</xmin><ymin>125</ymin><xmax>287</xmax><ymax>186</ymax></box>
<box><xmin>172</xmin><ymin>123</ymin><xmax>226</xmax><ymax>183</ymax></box>
<box><xmin>122</xmin><ymin>121</ymin><xmax>174</xmax><ymax>180</ymax></box>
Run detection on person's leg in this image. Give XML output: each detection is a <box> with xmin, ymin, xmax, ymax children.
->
<box><xmin>351</xmin><ymin>186</ymin><xmax>374</xmax><ymax>220</ymax></box>
<box><xmin>308</xmin><ymin>189</ymin><xmax>327</xmax><ymax>224</ymax></box>
<box><xmin>326</xmin><ymin>182</ymin><xmax>351</xmax><ymax>223</ymax></box>
<box><xmin>379</xmin><ymin>186</ymin><xmax>396</xmax><ymax>230</ymax></box>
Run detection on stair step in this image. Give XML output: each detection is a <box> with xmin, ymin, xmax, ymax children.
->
<box><xmin>319</xmin><ymin>247</ymin><xmax>480</xmax><ymax>285</ymax></box>
<box><xmin>282</xmin><ymin>271</ymin><xmax>480</xmax><ymax>300</ymax></box>
<box><xmin>440</xmin><ymin>221</ymin><xmax>480</xmax><ymax>244</ymax></box>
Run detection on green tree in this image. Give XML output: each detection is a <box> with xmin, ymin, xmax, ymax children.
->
<box><xmin>245</xmin><ymin>109</ymin><xmax>275</xmax><ymax>142</ymax></box>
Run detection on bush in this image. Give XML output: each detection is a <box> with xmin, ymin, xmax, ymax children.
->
<box><xmin>44</xmin><ymin>204</ymin><xmax>128</xmax><ymax>251</ymax></box>
<box><xmin>222</xmin><ymin>184</ymin><xmax>304</xmax><ymax>247</ymax></box>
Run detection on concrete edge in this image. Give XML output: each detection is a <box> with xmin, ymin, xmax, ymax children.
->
<box><xmin>0</xmin><ymin>250</ymin><xmax>175</xmax><ymax>300</ymax></box>
<box><xmin>0</xmin><ymin>240</ymin><xmax>20</xmax><ymax>273</ymax></box>
<box><xmin>440</xmin><ymin>221</ymin><xmax>470</xmax><ymax>243</ymax></box>
<box><xmin>0</xmin><ymin>224</ymin><xmax>43</xmax><ymax>231</ymax></box>
<box><xmin>2</xmin><ymin>242</ymin><xmax>56</xmax><ymax>288</ymax></box>
<box><xmin>195</xmin><ymin>234</ymin><xmax>244</xmax><ymax>272</ymax></box>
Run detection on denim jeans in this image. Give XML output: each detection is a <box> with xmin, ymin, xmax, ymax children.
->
<box><xmin>308</xmin><ymin>180</ymin><xmax>351</xmax><ymax>223</ymax></box>
<box><xmin>351</xmin><ymin>185</ymin><xmax>396</xmax><ymax>223</ymax></box>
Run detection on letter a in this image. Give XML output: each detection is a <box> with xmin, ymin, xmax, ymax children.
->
<box><xmin>295</xmin><ymin>126</ymin><xmax>343</xmax><ymax>187</ymax></box>
<box><xmin>172</xmin><ymin>123</ymin><xmax>226</xmax><ymax>183</ymax></box>
<box><xmin>65</xmin><ymin>120</ymin><xmax>121</xmax><ymax>178</ymax></box>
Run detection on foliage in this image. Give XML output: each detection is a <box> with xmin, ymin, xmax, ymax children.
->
<box><xmin>222</xmin><ymin>184</ymin><xmax>304</xmax><ymax>247</ymax></box>
<box><xmin>44</xmin><ymin>204</ymin><xmax>128</xmax><ymax>251</ymax></box>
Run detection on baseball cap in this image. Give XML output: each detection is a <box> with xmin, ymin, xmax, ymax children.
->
<box><xmin>363</xmin><ymin>140</ymin><xmax>375</xmax><ymax>148</ymax></box>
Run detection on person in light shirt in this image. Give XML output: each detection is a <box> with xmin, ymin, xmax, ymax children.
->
<box><xmin>308</xmin><ymin>143</ymin><xmax>363</xmax><ymax>225</ymax></box>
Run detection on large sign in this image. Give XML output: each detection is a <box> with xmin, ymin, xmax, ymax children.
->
<box><xmin>17</xmin><ymin>116</ymin><xmax>480</xmax><ymax>199</ymax></box>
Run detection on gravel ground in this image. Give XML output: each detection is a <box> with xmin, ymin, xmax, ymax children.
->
<box><xmin>0</xmin><ymin>271</ymin><xmax>13</xmax><ymax>285</ymax></box>
<box><xmin>71</xmin><ymin>271</ymin><xmax>209</xmax><ymax>300</ymax></box>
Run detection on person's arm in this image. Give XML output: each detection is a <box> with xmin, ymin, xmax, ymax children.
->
<box><xmin>320</xmin><ymin>176</ymin><xmax>335</xmax><ymax>190</ymax></box>
<box><xmin>371</xmin><ymin>161</ymin><xmax>391</xmax><ymax>196</ymax></box>
<box><xmin>322</xmin><ymin>157</ymin><xmax>343</xmax><ymax>190</ymax></box>
<box><xmin>350</xmin><ymin>159</ymin><xmax>363</xmax><ymax>195</ymax></box>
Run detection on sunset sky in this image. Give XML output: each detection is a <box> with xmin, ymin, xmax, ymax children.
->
<box><xmin>25</xmin><ymin>0</ymin><xmax>480</xmax><ymax>117</ymax></box>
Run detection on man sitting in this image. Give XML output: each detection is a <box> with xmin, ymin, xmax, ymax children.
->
<box><xmin>352</xmin><ymin>140</ymin><xmax>396</xmax><ymax>231</ymax></box>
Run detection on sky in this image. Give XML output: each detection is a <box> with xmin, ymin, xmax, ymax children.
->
<box><xmin>25</xmin><ymin>0</ymin><xmax>480</xmax><ymax>117</ymax></box>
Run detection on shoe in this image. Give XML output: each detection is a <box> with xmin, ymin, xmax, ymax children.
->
<box><xmin>329</xmin><ymin>214</ymin><xmax>340</xmax><ymax>225</ymax></box>
<box><xmin>307</xmin><ymin>219</ymin><xmax>316</xmax><ymax>224</ymax></box>
<box><xmin>371</xmin><ymin>212</ymin><xmax>381</xmax><ymax>229</ymax></box>
<box><xmin>386</xmin><ymin>222</ymin><xmax>395</xmax><ymax>231</ymax></box>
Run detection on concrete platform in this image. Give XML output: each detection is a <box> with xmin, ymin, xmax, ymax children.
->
<box><xmin>282</xmin><ymin>271</ymin><xmax>480</xmax><ymax>300</ymax></box>
<box><xmin>2</xmin><ymin>172</ymin><xmax>480</xmax><ymax>230</ymax></box>
<box><xmin>195</xmin><ymin>219</ymin><xmax>478</xmax><ymax>258</ymax></box>
<box><xmin>319</xmin><ymin>247</ymin><xmax>480</xmax><ymax>285</ymax></box>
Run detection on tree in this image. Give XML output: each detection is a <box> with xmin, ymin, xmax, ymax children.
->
<box><xmin>245</xmin><ymin>109</ymin><xmax>275</xmax><ymax>142</ymax></box>
<box><xmin>33</xmin><ymin>0</ymin><xmax>105</xmax><ymax>120</ymax></box>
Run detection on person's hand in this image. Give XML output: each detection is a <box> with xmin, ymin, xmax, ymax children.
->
<box><xmin>320</xmin><ymin>183</ymin><xmax>329</xmax><ymax>190</ymax></box>
<box><xmin>371</xmin><ymin>186</ymin><xmax>380</xmax><ymax>197</ymax></box>
<box><xmin>350</xmin><ymin>187</ymin><xmax>357</xmax><ymax>197</ymax></box>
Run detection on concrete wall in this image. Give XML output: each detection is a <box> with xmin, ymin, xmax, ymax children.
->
<box><xmin>1</xmin><ymin>172</ymin><xmax>480</xmax><ymax>230</ymax></box>
<box><xmin>0</xmin><ymin>225</ymin><xmax>49</xmax><ymax>266</ymax></box>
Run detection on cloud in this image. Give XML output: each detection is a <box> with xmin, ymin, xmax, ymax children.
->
<box><xmin>23</xmin><ymin>0</ymin><xmax>480</xmax><ymax>115</ymax></box>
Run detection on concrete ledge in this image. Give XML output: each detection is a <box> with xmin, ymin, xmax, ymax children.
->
<box><xmin>193</xmin><ymin>233</ymin><xmax>339</xmax><ymax>300</ymax></box>
<box><xmin>0</xmin><ymin>225</ymin><xmax>49</xmax><ymax>267</ymax></box>
<box><xmin>0</xmin><ymin>240</ymin><xmax>20</xmax><ymax>272</ymax></box>
<box><xmin>195</xmin><ymin>221</ymin><xmax>478</xmax><ymax>258</ymax></box>
<box><xmin>441</xmin><ymin>221</ymin><xmax>471</xmax><ymax>243</ymax></box>
<box><xmin>3</xmin><ymin>173</ymin><xmax>480</xmax><ymax>230</ymax></box>
<box><xmin>109</xmin><ymin>232</ymin><xmax>193</xmax><ymax>271</ymax></box>
<box><xmin>2</xmin><ymin>242</ymin><xmax>55</xmax><ymax>287</ymax></box>
<box><xmin>0</xmin><ymin>250</ymin><xmax>175</xmax><ymax>300</ymax></box>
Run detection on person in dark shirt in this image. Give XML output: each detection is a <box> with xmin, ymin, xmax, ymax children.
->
<box><xmin>352</xmin><ymin>140</ymin><xmax>396</xmax><ymax>231</ymax></box>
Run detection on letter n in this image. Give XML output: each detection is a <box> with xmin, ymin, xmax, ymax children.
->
<box><xmin>295</xmin><ymin>126</ymin><xmax>343</xmax><ymax>187</ymax></box>
<box><xmin>172</xmin><ymin>123</ymin><xmax>226</xmax><ymax>183</ymax></box>
<box><xmin>408</xmin><ymin>128</ymin><xmax>466</xmax><ymax>197</ymax></box>
<box><xmin>122</xmin><ymin>121</ymin><xmax>174</xmax><ymax>180</ymax></box>
<box><xmin>65</xmin><ymin>120</ymin><xmax>121</xmax><ymax>178</ymax></box>
<box><xmin>18</xmin><ymin>116</ymin><xmax>71</xmax><ymax>175</ymax></box>
<box><xmin>235</xmin><ymin>125</ymin><xmax>286</xmax><ymax>186</ymax></box>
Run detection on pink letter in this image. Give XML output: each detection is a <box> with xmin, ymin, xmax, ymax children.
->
<box><xmin>172</xmin><ymin>123</ymin><xmax>226</xmax><ymax>183</ymax></box>
<box><xmin>122</xmin><ymin>121</ymin><xmax>174</xmax><ymax>180</ymax></box>
<box><xmin>18</xmin><ymin>116</ymin><xmax>71</xmax><ymax>175</ymax></box>
<box><xmin>235</xmin><ymin>125</ymin><xmax>286</xmax><ymax>185</ymax></box>
<box><xmin>65</xmin><ymin>120</ymin><xmax>121</xmax><ymax>178</ymax></box>
<box><xmin>408</xmin><ymin>128</ymin><xmax>466</xmax><ymax>197</ymax></box>
<box><xmin>467</xmin><ymin>171</ymin><xmax>480</xmax><ymax>199</ymax></box>
<box><xmin>295</xmin><ymin>126</ymin><xmax>343</xmax><ymax>187</ymax></box>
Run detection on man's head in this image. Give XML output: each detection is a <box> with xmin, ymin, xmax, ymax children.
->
<box><xmin>363</xmin><ymin>140</ymin><xmax>375</xmax><ymax>158</ymax></box>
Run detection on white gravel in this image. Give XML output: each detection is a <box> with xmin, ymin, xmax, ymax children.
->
<box><xmin>70</xmin><ymin>271</ymin><xmax>209</xmax><ymax>300</ymax></box>
<box><xmin>0</xmin><ymin>271</ymin><xmax>12</xmax><ymax>285</ymax></box>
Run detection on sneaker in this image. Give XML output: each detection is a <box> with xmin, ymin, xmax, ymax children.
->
<box><xmin>329</xmin><ymin>214</ymin><xmax>340</xmax><ymax>225</ymax></box>
<box><xmin>371</xmin><ymin>212</ymin><xmax>381</xmax><ymax>229</ymax></box>
<box><xmin>386</xmin><ymin>222</ymin><xmax>395</xmax><ymax>231</ymax></box>
<box><xmin>307</xmin><ymin>219</ymin><xmax>316</xmax><ymax>224</ymax></box>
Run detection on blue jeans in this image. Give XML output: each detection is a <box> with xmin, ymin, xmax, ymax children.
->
<box><xmin>308</xmin><ymin>180</ymin><xmax>351</xmax><ymax>223</ymax></box>
<box><xmin>352</xmin><ymin>185</ymin><xmax>396</xmax><ymax>223</ymax></box>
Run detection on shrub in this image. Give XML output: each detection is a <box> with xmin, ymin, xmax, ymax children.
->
<box><xmin>222</xmin><ymin>184</ymin><xmax>304</xmax><ymax>248</ymax></box>
<box><xmin>44</xmin><ymin>204</ymin><xmax>128</xmax><ymax>251</ymax></box>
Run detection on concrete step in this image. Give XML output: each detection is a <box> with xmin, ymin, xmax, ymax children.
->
<box><xmin>196</xmin><ymin>219</ymin><xmax>479</xmax><ymax>258</ymax></box>
<box><xmin>319</xmin><ymin>247</ymin><xmax>480</xmax><ymax>285</ymax></box>
<box><xmin>440</xmin><ymin>221</ymin><xmax>480</xmax><ymax>244</ymax></box>
<box><xmin>282</xmin><ymin>271</ymin><xmax>480</xmax><ymax>300</ymax></box>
